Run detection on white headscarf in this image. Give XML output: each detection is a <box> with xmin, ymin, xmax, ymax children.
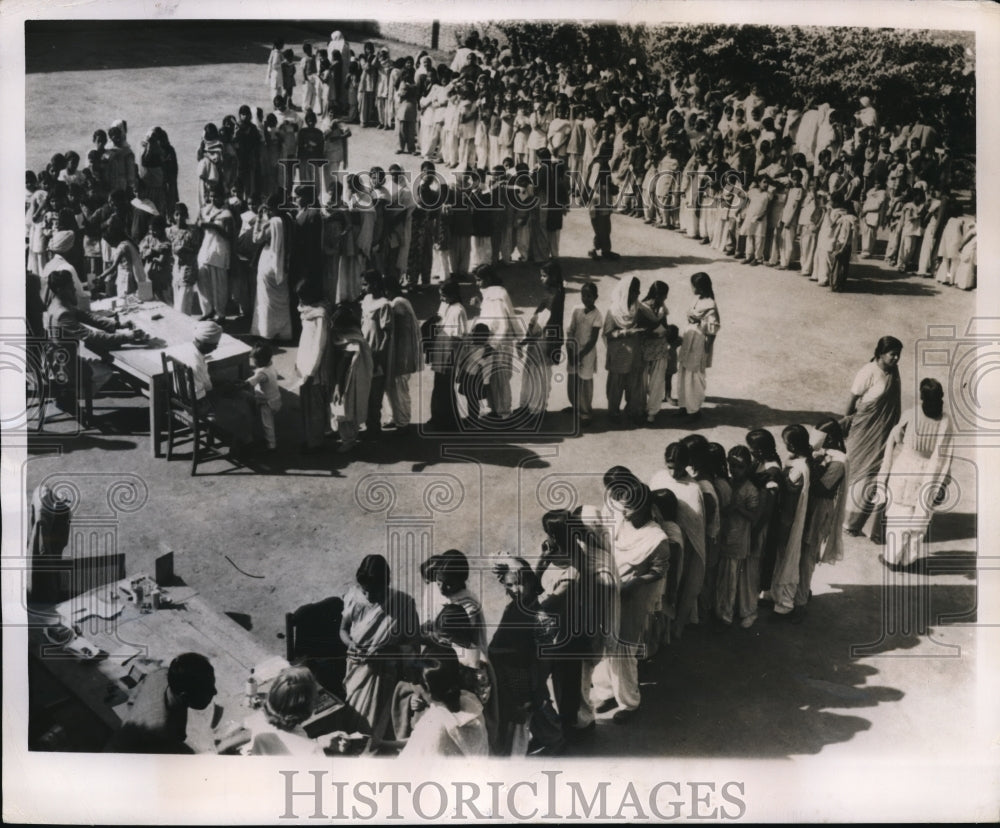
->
<box><xmin>608</xmin><ymin>277</ymin><xmax>638</xmax><ymax>328</ymax></box>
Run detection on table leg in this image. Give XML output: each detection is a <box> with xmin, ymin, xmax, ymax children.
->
<box><xmin>150</xmin><ymin>374</ymin><xmax>164</xmax><ymax>458</ymax></box>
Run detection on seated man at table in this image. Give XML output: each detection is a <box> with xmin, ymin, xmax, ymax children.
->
<box><xmin>104</xmin><ymin>652</ymin><xmax>217</xmax><ymax>753</ymax></box>
<box><xmin>174</xmin><ymin>320</ymin><xmax>261</xmax><ymax>455</ymax></box>
<box><xmin>45</xmin><ymin>268</ymin><xmax>147</xmax><ymax>413</ymax></box>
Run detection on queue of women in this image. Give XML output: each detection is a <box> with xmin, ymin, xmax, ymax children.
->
<box><xmin>210</xmin><ymin>337</ymin><xmax>952</xmax><ymax>758</ymax></box>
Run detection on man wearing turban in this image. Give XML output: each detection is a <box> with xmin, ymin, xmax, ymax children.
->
<box><xmin>42</xmin><ymin>229</ymin><xmax>91</xmax><ymax>311</ymax></box>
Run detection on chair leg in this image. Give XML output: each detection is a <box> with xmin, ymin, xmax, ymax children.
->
<box><xmin>82</xmin><ymin>383</ymin><xmax>94</xmax><ymax>428</ymax></box>
<box><xmin>190</xmin><ymin>418</ymin><xmax>199</xmax><ymax>476</ymax></box>
<box><xmin>165</xmin><ymin>409</ymin><xmax>174</xmax><ymax>461</ymax></box>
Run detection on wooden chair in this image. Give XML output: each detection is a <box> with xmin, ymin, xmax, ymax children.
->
<box><xmin>34</xmin><ymin>340</ymin><xmax>93</xmax><ymax>432</ymax></box>
<box><xmin>285</xmin><ymin>596</ymin><xmax>347</xmax><ymax>697</ymax></box>
<box><xmin>160</xmin><ymin>353</ymin><xmax>226</xmax><ymax>475</ymax></box>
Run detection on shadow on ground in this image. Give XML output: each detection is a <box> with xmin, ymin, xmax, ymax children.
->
<box><xmin>572</xmin><ymin>580</ymin><xmax>975</xmax><ymax>758</ymax></box>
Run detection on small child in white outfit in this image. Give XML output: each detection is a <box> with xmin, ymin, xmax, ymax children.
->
<box><xmin>246</xmin><ymin>342</ymin><xmax>282</xmax><ymax>449</ymax></box>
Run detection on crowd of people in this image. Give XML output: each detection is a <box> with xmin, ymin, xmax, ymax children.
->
<box><xmin>27</xmin><ymin>25</ymin><xmax>962</xmax><ymax>757</ymax></box>
<box><xmin>103</xmin><ymin>334</ymin><xmax>953</xmax><ymax>755</ymax></box>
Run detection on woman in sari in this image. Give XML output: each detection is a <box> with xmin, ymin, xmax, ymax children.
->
<box><xmin>796</xmin><ymin>419</ymin><xmax>849</xmax><ymax>608</ymax></box>
<box><xmin>649</xmin><ymin>441</ymin><xmax>707</xmax><ymax>635</ymax></box>
<box><xmin>676</xmin><ymin>271</ymin><xmax>720</xmax><ymax>419</ymax></box>
<box><xmin>294</xmin><ymin>280</ymin><xmax>332</xmax><ymax>452</ymax></box>
<box><xmin>768</xmin><ymin>425</ymin><xmax>812</xmax><ymax>617</ymax></box>
<box><xmin>602</xmin><ymin>277</ymin><xmax>643</xmax><ymax>425</ymax></box>
<box><xmin>250</xmin><ymin>195</ymin><xmax>292</xmax><ymax>342</ymax></box>
<box><xmin>875</xmin><ymin>378</ymin><xmax>953</xmax><ymax>569</ymax></box>
<box><xmin>590</xmin><ymin>470</ymin><xmax>669</xmax><ymax>725</ymax></box>
<box><xmin>518</xmin><ymin>260</ymin><xmax>565</xmax><ymax>417</ymax></box>
<box><xmin>843</xmin><ymin>335</ymin><xmax>903</xmax><ymax>539</ymax></box>
<box><xmin>340</xmin><ymin>554</ymin><xmax>420</xmax><ymax>747</ymax></box>
<box><xmin>636</xmin><ymin>280</ymin><xmax>670</xmax><ymax>424</ymax></box>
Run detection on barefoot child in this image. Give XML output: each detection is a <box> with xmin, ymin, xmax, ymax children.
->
<box><xmin>167</xmin><ymin>203</ymin><xmax>202</xmax><ymax>315</ymax></box>
<box><xmin>246</xmin><ymin>341</ymin><xmax>282</xmax><ymax>450</ymax></box>
<box><xmin>565</xmin><ymin>281</ymin><xmax>602</xmax><ymax>425</ymax></box>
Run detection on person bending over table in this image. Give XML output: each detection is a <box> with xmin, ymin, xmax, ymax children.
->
<box><xmin>173</xmin><ymin>320</ymin><xmax>261</xmax><ymax>456</ymax></box>
<box><xmin>45</xmin><ymin>268</ymin><xmax>148</xmax><ymax>411</ymax></box>
<box><xmin>104</xmin><ymin>652</ymin><xmax>216</xmax><ymax>753</ymax></box>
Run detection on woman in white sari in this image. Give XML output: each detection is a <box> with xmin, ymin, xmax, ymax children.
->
<box><xmin>797</xmin><ymin>420</ymin><xmax>849</xmax><ymax>608</ymax></box>
<box><xmin>768</xmin><ymin>425</ymin><xmax>812</xmax><ymax>617</ymax></box>
<box><xmin>250</xmin><ymin>196</ymin><xmax>292</xmax><ymax>342</ymax></box>
<box><xmin>876</xmin><ymin>379</ymin><xmax>953</xmax><ymax>569</ymax></box>
<box><xmin>649</xmin><ymin>441</ymin><xmax>707</xmax><ymax>635</ymax></box>
<box><xmin>676</xmin><ymin>271</ymin><xmax>720</xmax><ymax>418</ymax></box>
<box><xmin>588</xmin><ymin>468</ymin><xmax>669</xmax><ymax>724</ymax></box>
<box><xmin>340</xmin><ymin>554</ymin><xmax>420</xmax><ymax>746</ymax></box>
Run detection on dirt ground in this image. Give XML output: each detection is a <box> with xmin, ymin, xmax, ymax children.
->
<box><xmin>22</xmin><ymin>21</ymin><xmax>984</xmax><ymax>765</ymax></box>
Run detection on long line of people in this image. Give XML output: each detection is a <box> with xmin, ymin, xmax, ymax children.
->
<box><xmin>307</xmin><ymin>382</ymin><xmax>951</xmax><ymax>757</ymax></box>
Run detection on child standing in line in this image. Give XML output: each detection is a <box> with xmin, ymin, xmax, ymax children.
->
<box><xmin>858</xmin><ymin>177</ymin><xmax>888</xmax><ymax>259</ymax></box>
<box><xmin>565</xmin><ymin>281</ymin><xmax>602</xmax><ymax>426</ymax></box>
<box><xmin>167</xmin><ymin>203</ymin><xmax>202</xmax><ymax>316</ymax></box>
<box><xmin>139</xmin><ymin>215</ymin><xmax>173</xmax><ymax>305</ymax></box>
<box><xmin>715</xmin><ymin>446</ymin><xmax>762</xmax><ymax>627</ymax></box>
<box><xmin>246</xmin><ymin>341</ymin><xmax>282</xmax><ymax>450</ymax></box>
<box><xmin>738</xmin><ymin>174</ymin><xmax>772</xmax><ymax>266</ymax></box>
<box><xmin>267</xmin><ymin>39</ymin><xmax>285</xmax><ymax>101</ymax></box>
<box><xmin>797</xmin><ymin>182</ymin><xmax>824</xmax><ymax>278</ymax></box>
<box><xmin>777</xmin><ymin>169</ymin><xmax>804</xmax><ymax>269</ymax></box>
<box><xmin>456</xmin><ymin>323</ymin><xmax>494</xmax><ymax>425</ymax></box>
<box><xmin>299</xmin><ymin>42</ymin><xmax>317</xmax><ymax>114</ymax></box>
<box><xmin>281</xmin><ymin>49</ymin><xmax>298</xmax><ymax>110</ymax></box>
<box><xmin>896</xmin><ymin>188</ymin><xmax>926</xmax><ymax>273</ymax></box>
<box><xmin>763</xmin><ymin>178</ymin><xmax>787</xmax><ymax>267</ymax></box>
<box><xmin>330</xmin><ymin>303</ymin><xmax>373</xmax><ymax>453</ymax></box>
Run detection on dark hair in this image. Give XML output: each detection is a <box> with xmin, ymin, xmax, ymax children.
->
<box><xmin>691</xmin><ymin>271</ymin><xmax>714</xmax><ymax>299</ymax></box>
<box><xmin>623</xmin><ymin>483</ymin><xmax>653</xmax><ymax>528</ymax></box>
<box><xmin>664</xmin><ymin>441</ymin><xmax>688</xmax><ymax>470</ymax></box>
<box><xmin>440</xmin><ymin>281</ymin><xmax>462</xmax><ymax>303</ymax></box>
<box><xmin>815</xmin><ymin>418</ymin><xmax>846</xmax><ymax>453</ymax></box>
<box><xmin>706</xmin><ymin>442</ymin><xmax>729</xmax><ymax>481</ymax></box>
<box><xmin>473</xmin><ymin>263</ymin><xmax>500</xmax><ymax>286</ymax></box>
<box><xmin>420</xmin><ymin>549</ymin><xmax>469</xmax><ymax>588</ymax></box>
<box><xmin>727</xmin><ymin>444</ymin><xmax>753</xmax><ymax>475</ymax></box>
<box><xmin>46</xmin><ymin>269</ymin><xmax>76</xmax><ymax>300</ymax></box>
<box><xmin>642</xmin><ymin>280</ymin><xmax>669</xmax><ymax>305</ymax></box>
<box><xmin>919</xmin><ymin>377</ymin><xmax>944</xmax><ymax>419</ymax></box>
<box><xmin>746</xmin><ymin>428</ymin><xmax>780</xmax><ymax>463</ymax></box>
<box><xmin>362</xmin><ymin>269</ymin><xmax>384</xmax><ymax>294</ymax></box>
<box><xmin>873</xmin><ymin>335</ymin><xmax>903</xmax><ymax>361</ymax></box>
<box><xmin>421</xmin><ymin>651</ymin><xmax>463</xmax><ymax>712</ymax></box>
<box><xmin>782</xmin><ymin>424</ymin><xmax>812</xmax><ymax>459</ymax></box>
<box><xmin>356</xmin><ymin>553</ymin><xmax>390</xmax><ymax>590</ymax></box>
<box><xmin>167</xmin><ymin>652</ymin><xmax>214</xmax><ymax>697</ymax></box>
<box><xmin>251</xmin><ymin>341</ymin><xmax>274</xmax><ymax>367</ymax></box>
<box><xmin>680</xmin><ymin>434</ymin><xmax>710</xmax><ymax>475</ymax></box>
<box><xmin>540</xmin><ymin>259</ymin><xmax>563</xmax><ymax>289</ymax></box>
<box><xmin>651</xmin><ymin>487</ymin><xmax>678</xmax><ymax>522</ymax></box>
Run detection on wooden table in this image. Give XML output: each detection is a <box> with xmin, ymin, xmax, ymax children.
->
<box><xmin>90</xmin><ymin>299</ymin><xmax>251</xmax><ymax>457</ymax></box>
<box><xmin>28</xmin><ymin>579</ymin><xmax>278</xmax><ymax>753</ymax></box>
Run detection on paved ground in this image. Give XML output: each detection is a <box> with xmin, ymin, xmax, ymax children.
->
<box><xmin>22</xmin><ymin>22</ymin><xmax>984</xmax><ymax>766</ymax></box>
